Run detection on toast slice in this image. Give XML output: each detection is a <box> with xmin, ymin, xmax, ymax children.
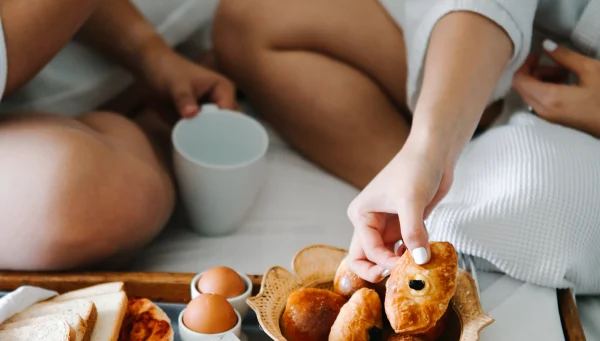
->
<box><xmin>0</xmin><ymin>313</ymin><xmax>86</xmax><ymax>341</ymax></box>
<box><xmin>50</xmin><ymin>283</ymin><xmax>124</xmax><ymax>303</ymax></box>
<box><xmin>4</xmin><ymin>299</ymin><xmax>97</xmax><ymax>341</ymax></box>
<box><xmin>84</xmin><ymin>292</ymin><xmax>127</xmax><ymax>341</ymax></box>
<box><xmin>0</xmin><ymin>319</ymin><xmax>75</xmax><ymax>341</ymax></box>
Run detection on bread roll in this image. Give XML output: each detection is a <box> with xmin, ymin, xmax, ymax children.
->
<box><xmin>333</xmin><ymin>258</ymin><xmax>386</xmax><ymax>300</ymax></box>
<box><xmin>280</xmin><ymin>288</ymin><xmax>347</xmax><ymax>341</ymax></box>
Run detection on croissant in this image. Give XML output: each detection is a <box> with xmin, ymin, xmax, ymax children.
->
<box><xmin>384</xmin><ymin>242</ymin><xmax>458</xmax><ymax>334</ymax></box>
<box><xmin>329</xmin><ymin>288</ymin><xmax>383</xmax><ymax>341</ymax></box>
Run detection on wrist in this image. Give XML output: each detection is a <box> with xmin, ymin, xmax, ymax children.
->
<box><xmin>404</xmin><ymin>124</ymin><xmax>467</xmax><ymax>170</ymax></box>
<box><xmin>134</xmin><ymin>34</ymin><xmax>174</xmax><ymax>78</ymax></box>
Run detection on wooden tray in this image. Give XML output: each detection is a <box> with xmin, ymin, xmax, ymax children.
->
<box><xmin>0</xmin><ymin>271</ymin><xmax>587</xmax><ymax>340</ymax></box>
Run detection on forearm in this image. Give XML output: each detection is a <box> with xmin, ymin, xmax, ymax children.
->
<box><xmin>408</xmin><ymin>12</ymin><xmax>513</xmax><ymax>163</ymax></box>
<box><xmin>76</xmin><ymin>0</ymin><xmax>170</xmax><ymax>78</ymax></box>
<box><xmin>1</xmin><ymin>0</ymin><xmax>100</xmax><ymax>95</ymax></box>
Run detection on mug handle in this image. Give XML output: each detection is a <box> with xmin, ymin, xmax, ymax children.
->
<box><xmin>200</xmin><ymin>104</ymin><xmax>220</xmax><ymax>114</ymax></box>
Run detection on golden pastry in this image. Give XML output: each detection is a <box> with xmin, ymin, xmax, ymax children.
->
<box><xmin>386</xmin><ymin>335</ymin><xmax>427</xmax><ymax>341</ymax></box>
<box><xmin>329</xmin><ymin>288</ymin><xmax>382</xmax><ymax>341</ymax></box>
<box><xmin>384</xmin><ymin>241</ymin><xmax>458</xmax><ymax>334</ymax></box>
<box><xmin>280</xmin><ymin>288</ymin><xmax>347</xmax><ymax>341</ymax></box>
<box><xmin>334</xmin><ymin>258</ymin><xmax>386</xmax><ymax>300</ymax></box>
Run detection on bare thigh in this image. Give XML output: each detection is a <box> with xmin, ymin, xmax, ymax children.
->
<box><xmin>0</xmin><ymin>112</ymin><xmax>174</xmax><ymax>270</ymax></box>
<box><xmin>215</xmin><ymin>0</ymin><xmax>408</xmax><ymax>109</ymax></box>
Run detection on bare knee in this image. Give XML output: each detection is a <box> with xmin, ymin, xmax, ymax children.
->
<box><xmin>213</xmin><ymin>0</ymin><xmax>289</xmax><ymax>73</ymax></box>
<box><xmin>0</xmin><ymin>113</ymin><xmax>174</xmax><ymax>270</ymax></box>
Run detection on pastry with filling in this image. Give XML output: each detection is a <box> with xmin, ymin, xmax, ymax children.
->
<box><xmin>329</xmin><ymin>288</ymin><xmax>383</xmax><ymax>341</ymax></box>
<box><xmin>280</xmin><ymin>288</ymin><xmax>347</xmax><ymax>341</ymax></box>
<box><xmin>384</xmin><ymin>241</ymin><xmax>458</xmax><ymax>334</ymax></box>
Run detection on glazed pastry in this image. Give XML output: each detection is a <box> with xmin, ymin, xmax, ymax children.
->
<box><xmin>386</xmin><ymin>335</ymin><xmax>427</xmax><ymax>341</ymax></box>
<box><xmin>418</xmin><ymin>307</ymin><xmax>450</xmax><ymax>341</ymax></box>
<box><xmin>384</xmin><ymin>309</ymin><xmax>448</xmax><ymax>341</ymax></box>
<box><xmin>334</xmin><ymin>257</ymin><xmax>386</xmax><ymax>300</ymax></box>
<box><xmin>280</xmin><ymin>288</ymin><xmax>347</xmax><ymax>341</ymax></box>
<box><xmin>329</xmin><ymin>288</ymin><xmax>383</xmax><ymax>341</ymax></box>
<box><xmin>384</xmin><ymin>241</ymin><xmax>458</xmax><ymax>334</ymax></box>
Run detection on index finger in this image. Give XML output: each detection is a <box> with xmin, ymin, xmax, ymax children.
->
<box><xmin>353</xmin><ymin>211</ymin><xmax>400</xmax><ymax>270</ymax></box>
<box><xmin>347</xmin><ymin>231</ymin><xmax>391</xmax><ymax>283</ymax></box>
<box><xmin>208</xmin><ymin>79</ymin><xmax>237</xmax><ymax>110</ymax></box>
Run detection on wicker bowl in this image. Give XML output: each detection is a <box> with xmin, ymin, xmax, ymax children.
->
<box><xmin>247</xmin><ymin>244</ymin><xmax>494</xmax><ymax>341</ymax></box>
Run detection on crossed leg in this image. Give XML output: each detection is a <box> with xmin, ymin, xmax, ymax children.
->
<box><xmin>213</xmin><ymin>0</ymin><xmax>411</xmax><ymax>189</ymax></box>
<box><xmin>0</xmin><ymin>110</ymin><xmax>175</xmax><ymax>270</ymax></box>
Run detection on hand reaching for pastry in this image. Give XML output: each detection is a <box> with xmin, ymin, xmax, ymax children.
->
<box><xmin>346</xmin><ymin>142</ymin><xmax>454</xmax><ymax>282</ymax></box>
<box><xmin>513</xmin><ymin>39</ymin><xmax>600</xmax><ymax>138</ymax></box>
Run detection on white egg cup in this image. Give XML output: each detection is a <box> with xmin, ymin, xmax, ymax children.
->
<box><xmin>178</xmin><ymin>308</ymin><xmax>242</xmax><ymax>341</ymax></box>
<box><xmin>190</xmin><ymin>270</ymin><xmax>252</xmax><ymax>319</ymax></box>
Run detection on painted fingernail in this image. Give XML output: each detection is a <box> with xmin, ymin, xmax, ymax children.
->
<box><xmin>381</xmin><ymin>269</ymin><xmax>391</xmax><ymax>278</ymax></box>
<box><xmin>412</xmin><ymin>247</ymin><xmax>429</xmax><ymax>265</ymax></box>
<box><xmin>543</xmin><ymin>39</ymin><xmax>558</xmax><ymax>52</ymax></box>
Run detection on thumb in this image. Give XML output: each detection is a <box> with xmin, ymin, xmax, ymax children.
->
<box><xmin>397</xmin><ymin>201</ymin><xmax>430</xmax><ymax>265</ymax></box>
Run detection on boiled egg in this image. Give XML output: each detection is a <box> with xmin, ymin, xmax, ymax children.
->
<box><xmin>197</xmin><ymin>266</ymin><xmax>246</xmax><ymax>298</ymax></box>
<box><xmin>183</xmin><ymin>293</ymin><xmax>237</xmax><ymax>334</ymax></box>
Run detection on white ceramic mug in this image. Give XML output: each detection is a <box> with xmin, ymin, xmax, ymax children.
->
<box><xmin>172</xmin><ymin>104</ymin><xmax>269</xmax><ymax>236</ymax></box>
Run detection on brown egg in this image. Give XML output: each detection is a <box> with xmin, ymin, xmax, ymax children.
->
<box><xmin>183</xmin><ymin>293</ymin><xmax>238</xmax><ymax>334</ymax></box>
<box><xmin>197</xmin><ymin>266</ymin><xmax>246</xmax><ymax>298</ymax></box>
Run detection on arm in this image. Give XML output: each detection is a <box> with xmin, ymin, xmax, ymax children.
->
<box><xmin>76</xmin><ymin>0</ymin><xmax>236</xmax><ymax>116</ymax></box>
<box><xmin>1</xmin><ymin>0</ymin><xmax>100</xmax><ymax>95</ymax></box>
<box><xmin>408</xmin><ymin>12</ymin><xmax>513</xmax><ymax>164</ymax></box>
<box><xmin>75</xmin><ymin>0</ymin><xmax>169</xmax><ymax>79</ymax></box>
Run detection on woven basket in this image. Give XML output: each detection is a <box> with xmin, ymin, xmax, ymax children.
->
<box><xmin>247</xmin><ymin>244</ymin><xmax>494</xmax><ymax>341</ymax></box>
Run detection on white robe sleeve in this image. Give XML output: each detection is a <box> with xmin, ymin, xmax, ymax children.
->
<box><xmin>380</xmin><ymin>0</ymin><xmax>539</xmax><ymax>111</ymax></box>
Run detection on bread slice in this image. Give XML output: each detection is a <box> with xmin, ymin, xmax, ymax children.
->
<box><xmin>85</xmin><ymin>291</ymin><xmax>128</xmax><ymax>341</ymax></box>
<box><xmin>0</xmin><ymin>319</ymin><xmax>75</xmax><ymax>341</ymax></box>
<box><xmin>4</xmin><ymin>299</ymin><xmax>97</xmax><ymax>341</ymax></box>
<box><xmin>50</xmin><ymin>283</ymin><xmax>124</xmax><ymax>303</ymax></box>
<box><xmin>0</xmin><ymin>313</ymin><xmax>86</xmax><ymax>341</ymax></box>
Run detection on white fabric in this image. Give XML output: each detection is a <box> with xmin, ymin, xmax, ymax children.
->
<box><xmin>0</xmin><ymin>0</ymin><xmax>219</xmax><ymax>116</ymax></box>
<box><xmin>426</xmin><ymin>110</ymin><xmax>600</xmax><ymax>294</ymax></box>
<box><xmin>380</xmin><ymin>0</ymin><xmax>538</xmax><ymax>112</ymax></box>
<box><xmin>571</xmin><ymin>0</ymin><xmax>600</xmax><ymax>58</ymax></box>
<box><xmin>380</xmin><ymin>0</ymin><xmax>599</xmax><ymax>112</ymax></box>
<box><xmin>0</xmin><ymin>286</ymin><xmax>57</xmax><ymax>324</ymax></box>
<box><xmin>578</xmin><ymin>296</ymin><xmax>600</xmax><ymax>340</ymax></box>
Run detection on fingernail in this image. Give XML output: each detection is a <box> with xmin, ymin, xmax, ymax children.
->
<box><xmin>412</xmin><ymin>247</ymin><xmax>428</xmax><ymax>265</ymax></box>
<box><xmin>381</xmin><ymin>269</ymin><xmax>391</xmax><ymax>278</ymax></box>
<box><xmin>543</xmin><ymin>39</ymin><xmax>558</xmax><ymax>52</ymax></box>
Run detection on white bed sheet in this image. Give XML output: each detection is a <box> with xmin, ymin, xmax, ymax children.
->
<box><xmin>129</xmin><ymin>109</ymin><xmax>596</xmax><ymax>340</ymax></box>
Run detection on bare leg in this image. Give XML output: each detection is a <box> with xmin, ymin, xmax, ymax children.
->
<box><xmin>0</xmin><ymin>111</ymin><xmax>175</xmax><ymax>270</ymax></box>
<box><xmin>213</xmin><ymin>0</ymin><xmax>409</xmax><ymax>188</ymax></box>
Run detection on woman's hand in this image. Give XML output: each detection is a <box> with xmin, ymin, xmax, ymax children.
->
<box><xmin>346</xmin><ymin>140</ymin><xmax>454</xmax><ymax>282</ymax></box>
<box><xmin>513</xmin><ymin>39</ymin><xmax>600</xmax><ymax>137</ymax></box>
<box><xmin>140</xmin><ymin>43</ymin><xmax>237</xmax><ymax>119</ymax></box>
